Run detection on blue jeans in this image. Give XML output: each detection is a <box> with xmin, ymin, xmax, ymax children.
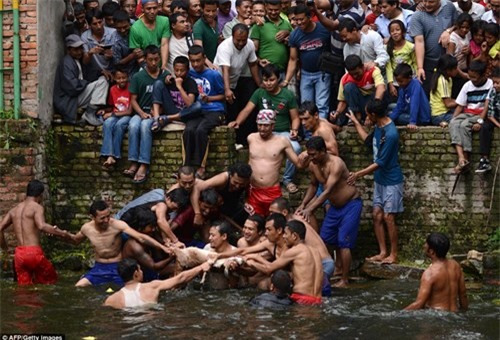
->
<box><xmin>431</xmin><ymin>112</ymin><xmax>453</xmax><ymax>126</ymax></box>
<box><xmin>100</xmin><ymin>115</ymin><xmax>131</xmax><ymax>159</ymax></box>
<box><xmin>300</xmin><ymin>70</ymin><xmax>331</xmax><ymax>119</ymax></box>
<box><xmin>128</xmin><ymin>114</ymin><xmax>153</xmax><ymax>164</ymax></box>
<box><xmin>274</xmin><ymin>131</ymin><xmax>301</xmax><ymax>186</ymax></box>
<box><xmin>343</xmin><ymin>83</ymin><xmax>372</xmax><ymax>122</ymax></box>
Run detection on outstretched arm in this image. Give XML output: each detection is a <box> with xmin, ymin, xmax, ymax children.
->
<box><xmin>154</xmin><ymin>262</ymin><xmax>212</xmax><ymax>291</ymax></box>
<box><xmin>246</xmin><ymin>248</ymin><xmax>295</xmax><ymax>275</ymax></box>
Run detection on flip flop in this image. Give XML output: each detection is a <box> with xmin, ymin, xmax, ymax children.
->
<box><xmin>151</xmin><ymin>115</ymin><xmax>169</xmax><ymax>132</ymax></box>
<box><xmin>133</xmin><ymin>172</ymin><xmax>148</xmax><ymax>184</ymax></box>
<box><xmin>123</xmin><ymin>168</ymin><xmax>137</xmax><ymax>178</ymax></box>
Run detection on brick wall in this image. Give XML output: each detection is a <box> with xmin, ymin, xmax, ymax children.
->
<box><xmin>1</xmin><ymin>0</ymin><xmax>38</xmax><ymax>117</ymax></box>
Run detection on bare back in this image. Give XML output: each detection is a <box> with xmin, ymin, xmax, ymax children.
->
<box><xmin>314</xmin><ymin>120</ymin><xmax>339</xmax><ymax>156</ymax></box>
<box><xmin>292</xmin><ymin>214</ymin><xmax>331</xmax><ymax>261</ymax></box>
<box><xmin>287</xmin><ymin>243</ymin><xmax>323</xmax><ymax>298</ymax></box>
<box><xmin>310</xmin><ymin>154</ymin><xmax>358</xmax><ymax>207</ymax></box>
<box><xmin>79</xmin><ymin>218</ymin><xmax>123</xmax><ymax>263</ymax></box>
<box><xmin>248</xmin><ymin>133</ymin><xmax>290</xmax><ymax>188</ymax></box>
<box><xmin>8</xmin><ymin>201</ymin><xmax>45</xmax><ymax>246</ymax></box>
<box><xmin>425</xmin><ymin>259</ymin><xmax>466</xmax><ymax>312</ymax></box>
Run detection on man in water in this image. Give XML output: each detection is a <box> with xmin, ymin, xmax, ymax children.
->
<box><xmin>0</xmin><ymin>180</ymin><xmax>75</xmax><ymax>285</ymax></box>
<box><xmin>405</xmin><ymin>232</ymin><xmax>468</xmax><ymax>312</ymax></box>
<box><xmin>104</xmin><ymin>258</ymin><xmax>211</xmax><ymax>309</ymax></box>
<box><xmin>246</xmin><ymin>220</ymin><xmax>323</xmax><ymax>305</ymax></box>
<box><xmin>249</xmin><ymin>269</ymin><xmax>293</xmax><ymax>308</ymax></box>
<box><xmin>72</xmin><ymin>200</ymin><xmax>171</xmax><ymax>287</ymax></box>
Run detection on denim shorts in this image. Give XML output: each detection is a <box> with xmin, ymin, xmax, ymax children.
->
<box><xmin>373</xmin><ymin>182</ymin><xmax>404</xmax><ymax>214</ymax></box>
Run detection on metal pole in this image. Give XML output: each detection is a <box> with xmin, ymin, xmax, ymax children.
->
<box><xmin>0</xmin><ymin>0</ymin><xmax>4</xmax><ymax>113</ymax></box>
<box><xmin>13</xmin><ymin>0</ymin><xmax>20</xmax><ymax>119</ymax></box>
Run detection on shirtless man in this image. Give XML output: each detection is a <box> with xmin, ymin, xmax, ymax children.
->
<box><xmin>191</xmin><ymin>162</ymin><xmax>253</xmax><ymax>228</ymax></box>
<box><xmin>237</xmin><ymin>214</ymin><xmax>266</xmax><ymax>248</ymax></box>
<box><xmin>405</xmin><ymin>233</ymin><xmax>468</xmax><ymax>312</ymax></box>
<box><xmin>71</xmin><ymin>200</ymin><xmax>172</xmax><ymax>287</ymax></box>
<box><xmin>245</xmin><ymin>109</ymin><xmax>303</xmax><ymax>216</ymax></box>
<box><xmin>104</xmin><ymin>258</ymin><xmax>211</xmax><ymax>309</ymax></box>
<box><xmin>269</xmin><ymin>197</ymin><xmax>334</xmax><ymax>296</ymax></box>
<box><xmin>296</xmin><ymin>136</ymin><xmax>362</xmax><ymax>288</ymax></box>
<box><xmin>246</xmin><ymin>220</ymin><xmax>323</xmax><ymax>305</ymax></box>
<box><xmin>298</xmin><ymin>101</ymin><xmax>339</xmax><ymax>156</ymax></box>
<box><xmin>0</xmin><ymin>180</ymin><xmax>74</xmax><ymax>285</ymax></box>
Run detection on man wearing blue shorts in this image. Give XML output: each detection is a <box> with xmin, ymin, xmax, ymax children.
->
<box><xmin>347</xmin><ymin>98</ymin><xmax>404</xmax><ymax>264</ymax></box>
<box><xmin>296</xmin><ymin>136</ymin><xmax>361</xmax><ymax>288</ymax></box>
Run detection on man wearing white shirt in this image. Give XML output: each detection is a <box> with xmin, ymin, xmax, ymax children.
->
<box><xmin>454</xmin><ymin>0</ymin><xmax>485</xmax><ymax>21</ymax></box>
<box><xmin>168</xmin><ymin>13</ymin><xmax>193</xmax><ymax>72</ymax></box>
<box><xmin>481</xmin><ymin>0</ymin><xmax>500</xmax><ymax>24</ymax></box>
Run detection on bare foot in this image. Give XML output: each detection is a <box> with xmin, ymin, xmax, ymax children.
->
<box><xmin>365</xmin><ymin>253</ymin><xmax>387</xmax><ymax>262</ymax></box>
<box><xmin>381</xmin><ymin>255</ymin><xmax>398</xmax><ymax>264</ymax></box>
<box><xmin>333</xmin><ymin>280</ymin><xmax>349</xmax><ymax>288</ymax></box>
<box><xmin>102</xmin><ymin>157</ymin><xmax>116</xmax><ymax>168</ymax></box>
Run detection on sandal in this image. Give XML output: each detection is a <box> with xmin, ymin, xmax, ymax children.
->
<box><xmin>151</xmin><ymin>115</ymin><xmax>169</xmax><ymax>132</ymax></box>
<box><xmin>123</xmin><ymin>168</ymin><xmax>138</xmax><ymax>178</ymax></box>
<box><xmin>453</xmin><ymin>159</ymin><xmax>470</xmax><ymax>174</ymax></box>
<box><xmin>102</xmin><ymin>158</ymin><xmax>117</xmax><ymax>171</ymax></box>
<box><xmin>285</xmin><ymin>182</ymin><xmax>299</xmax><ymax>194</ymax></box>
<box><xmin>133</xmin><ymin>171</ymin><xmax>148</xmax><ymax>184</ymax></box>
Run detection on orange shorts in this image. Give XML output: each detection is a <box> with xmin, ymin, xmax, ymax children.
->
<box><xmin>247</xmin><ymin>184</ymin><xmax>282</xmax><ymax>216</ymax></box>
<box><xmin>290</xmin><ymin>292</ymin><xmax>322</xmax><ymax>305</ymax></box>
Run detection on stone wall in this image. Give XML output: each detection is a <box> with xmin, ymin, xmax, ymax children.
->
<box><xmin>44</xmin><ymin>124</ymin><xmax>499</xmax><ymax>259</ymax></box>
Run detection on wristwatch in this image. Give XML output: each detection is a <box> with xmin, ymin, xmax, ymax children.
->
<box><xmin>477</xmin><ymin>118</ymin><xmax>484</xmax><ymax>125</ymax></box>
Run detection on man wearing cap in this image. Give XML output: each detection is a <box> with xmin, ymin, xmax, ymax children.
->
<box><xmin>53</xmin><ymin>34</ymin><xmax>109</xmax><ymax>125</ymax></box>
<box><xmin>129</xmin><ymin>0</ymin><xmax>171</xmax><ymax>71</ymax></box>
<box><xmin>244</xmin><ymin>109</ymin><xmax>303</xmax><ymax>216</ymax></box>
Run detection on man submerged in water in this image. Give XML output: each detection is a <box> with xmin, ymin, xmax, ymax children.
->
<box><xmin>250</xmin><ymin>269</ymin><xmax>293</xmax><ymax>308</ymax></box>
<box><xmin>404</xmin><ymin>232</ymin><xmax>468</xmax><ymax>312</ymax></box>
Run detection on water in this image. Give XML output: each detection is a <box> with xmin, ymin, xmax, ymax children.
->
<box><xmin>1</xmin><ymin>272</ymin><xmax>499</xmax><ymax>339</ymax></box>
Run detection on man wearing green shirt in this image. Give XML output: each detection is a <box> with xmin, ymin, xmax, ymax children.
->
<box><xmin>193</xmin><ymin>0</ymin><xmax>220</xmax><ymax>68</ymax></box>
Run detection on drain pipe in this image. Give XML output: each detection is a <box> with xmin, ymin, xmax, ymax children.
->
<box><xmin>13</xmin><ymin>0</ymin><xmax>20</xmax><ymax>119</ymax></box>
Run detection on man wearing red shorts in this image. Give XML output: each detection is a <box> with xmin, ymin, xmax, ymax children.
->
<box><xmin>0</xmin><ymin>180</ymin><xmax>74</xmax><ymax>285</ymax></box>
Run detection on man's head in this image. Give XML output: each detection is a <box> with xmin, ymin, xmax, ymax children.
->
<box><xmin>201</xmin><ymin>0</ymin><xmax>219</xmax><ymax>25</ymax></box>
<box><xmin>228</xmin><ymin>162</ymin><xmax>252</xmax><ymax>191</ymax></box>
<box><xmin>261</xmin><ymin>63</ymin><xmax>280</xmax><ymax>93</ymax></box>
<box><xmin>265</xmin><ymin>213</ymin><xmax>287</xmax><ymax>242</ymax></box>
<box><xmin>236</xmin><ymin>0</ymin><xmax>253</xmax><ymax>19</ymax></box>
<box><xmin>171</xmin><ymin>0</ymin><xmax>189</xmax><ymax>16</ymax></box>
<box><xmin>165</xmin><ymin>187</ymin><xmax>190</xmax><ymax>212</ymax></box>
<box><xmin>365</xmin><ymin>98</ymin><xmax>388</xmax><ymax>123</ymax></box>
<box><xmin>89</xmin><ymin>200</ymin><xmax>111</xmax><ymax>229</ymax></box>
<box><xmin>124</xmin><ymin>207</ymin><xmax>157</xmax><ymax>234</ymax></box>
<box><xmin>393</xmin><ymin>63</ymin><xmax>413</xmax><ymax>89</ymax></box>
<box><xmin>294</xmin><ymin>4</ymin><xmax>312</xmax><ymax>31</ymax></box>
<box><xmin>73</xmin><ymin>3</ymin><xmax>87</xmax><ymax>28</ymax></box>
<box><xmin>305</xmin><ymin>136</ymin><xmax>328</xmax><ymax>165</ymax></box>
<box><xmin>370</xmin><ymin>0</ymin><xmax>381</xmax><ymax>16</ymax></box>
<box><xmin>144</xmin><ymin>45</ymin><xmax>161</xmax><ymax>72</ymax></box>
<box><xmin>468</xmin><ymin>60</ymin><xmax>488</xmax><ymax>87</ymax></box>
<box><xmin>83</xmin><ymin>0</ymin><xmax>99</xmax><ymax>11</ymax></box>
<box><xmin>252</xmin><ymin>1</ymin><xmax>266</xmax><ymax>19</ymax></box>
<box><xmin>142</xmin><ymin>0</ymin><xmax>160</xmax><ymax>22</ymax></box>
<box><xmin>209</xmin><ymin>220</ymin><xmax>233</xmax><ymax>250</ymax></box>
<box><xmin>266</xmin><ymin>0</ymin><xmax>282</xmax><ymax>21</ymax></box>
<box><xmin>270</xmin><ymin>269</ymin><xmax>293</xmax><ymax>296</ymax></box>
<box><xmin>86</xmin><ymin>9</ymin><xmax>105</xmax><ymax>36</ymax></box>
<box><xmin>299</xmin><ymin>101</ymin><xmax>320</xmax><ymax>132</ymax></box>
<box><xmin>188</xmin><ymin>44</ymin><xmax>207</xmax><ymax>73</ymax></box>
<box><xmin>121</xmin><ymin>0</ymin><xmax>137</xmax><ymax>19</ymax></box>
<box><xmin>379</xmin><ymin>0</ymin><xmax>399</xmax><ymax>19</ymax></box>
<box><xmin>489</xmin><ymin>0</ymin><xmax>500</xmax><ymax>18</ymax></box>
<box><xmin>113</xmin><ymin>10</ymin><xmax>131</xmax><ymax>38</ymax></box>
<box><xmin>102</xmin><ymin>0</ymin><xmax>120</xmax><ymax>27</ymax></box>
<box><xmin>170</xmin><ymin>12</ymin><xmax>190</xmax><ymax>36</ymax></box>
<box><xmin>188</xmin><ymin>0</ymin><xmax>203</xmax><ymax>20</ymax></box>
<box><xmin>283</xmin><ymin>219</ymin><xmax>306</xmax><ymax>246</ymax></box>
<box><xmin>242</xmin><ymin>214</ymin><xmax>266</xmax><ymax>243</ymax></box>
<box><xmin>219</xmin><ymin>0</ymin><xmax>232</xmax><ymax>15</ymax></box>
<box><xmin>199</xmin><ymin>188</ymin><xmax>221</xmax><ymax>218</ymax></box>
<box><xmin>232</xmin><ymin>23</ymin><xmax>250</xmax><ymax>50</ymax></box>
<box><xmin>423</xmin><ymin>0</ymin><xmax>441</xmax><ymax>14</ymax></box>
<box><xmin>345</xmin><ymin>54</ymin><xmax>365</xmax><ymax>80</ymax></box>
<box><xmin>65</xmin><ymin>34</ymin><xmax>85</xmax><ymax>60</ymax></box>
<box><xmin>269</xmin><ymin>197</ymin><xmax>291</xmax><ymax>216</ymax></box>
<box><xmin>118</xmin><ymin>258</ymin><xmax>143</xmax><ymax>283</ymax></box>
<box><xmin>161</xmin><ymin>0</ymin><xmax>173</xmax><ymax>15</ymax></box>
<box><xmin>425</xmin><ymin>232</ymin><xmax>450</xmax><ymax>259</ymax></box>
<box><xmin>338</xmin><ymin>19</ymin><xmax>360</xmax><ymax>45</ymax></box>
<box><xmin>177</xmin><ymin>165</ymin><xmax>196</xmax><ymax>192</ymax></box>
<box><xmin>173</xmin><ymin>55</ymin><xmax>190</xmax><ymax>79</ymax></box>
<box><xmin>287</xmin><ymin>6</ymin><xmax>298</xmax><ymax>29</ymax></box>
<box><xmin>26</xmin><ymin>180</ymin><xmax>44</xmax><ymax>199</ymax></box>
<box><xmin>256</xmin><ymin>109</ymin><xmax>276</xmax><ymax>139</ymax></box>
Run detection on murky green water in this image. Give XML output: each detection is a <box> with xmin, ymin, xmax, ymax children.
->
<box><xmin>1</xmin><ymin>272</ymin><xmax>498</xmax><ymax>339</ymax></box>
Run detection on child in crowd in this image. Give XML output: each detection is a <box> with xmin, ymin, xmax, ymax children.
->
<box><xmin>450</xmin><ymin>60</ymin><xmax>493</xmax><ymax>174</ymax></box>
<box><xmin>447</xmin><ymin>13</ymin><xmax>473</xmax><ymax>97</ymax></box>
<box><xmin>468</xmin><ymin>20</ymin><xmax>486</xmax><ymax>62</ymax></box>
<box><xmin>386</xmin><ymin>20</ymin><xmax>417</xmax><ymax>99</ymax></box>
<box><xmin>476</xmin><ymin>67</ymin><xmax>500</xmax><ymax>173</ymax></box>
<box><xmin>151</xmin><ymin>56</ymin><xmax>201</xmax><ymax>131</ymax></box>
<box><xmin>429</xmin><ymin>54</ymin><xmax>458</xmax><ymax>127</ymax></box>
<box><xmin>389</xmin><ymin>63</ymin><xmax>430</xmax><ymax>129</ymax></box>
<box><xmin>99</xmin><ymin>67</ymin><xmax>132</xmax><ymax>170</ymax></box>
<box><xmin>476</xmin><ymin>23</ymin><xmax>499</xmax><ymax>77</ymax></box>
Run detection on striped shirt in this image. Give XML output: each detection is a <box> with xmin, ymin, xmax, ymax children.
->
<box><xmin>456</xmin><ymin>79</ymin><xmax>493</xmax><ymax>115</ymax></box>
<box><xmin>328</xmin><ymin>0</ymin><xmax>365</xmax><ymax>57</ymax></box>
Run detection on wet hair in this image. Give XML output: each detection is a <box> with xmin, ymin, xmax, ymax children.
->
<box><xmin>299</xmin><ymin>101</ymin><xmax>319</xmax><ymax>116</ymax></box>
<box><xmin>483</xmin><ymin>23</ymin><xmax>500</xmax><ymax>39</ymax></box>
<box><xmin>379</xmin><ymin>0</ymin><xmax>400</xmax><ymax>6</ymax></box>
<box><xmin>386</xmin><ymin>20</ymin><xmax>406</xmax><ymax>60</ymax></box>
<box><xmin>338</xmin><ymin>18</ymin><xmax>358</xmax><ymax>33</ymax></box>
<box><xmin>469</xmin><ymin>60</ymin><xmax>487</xmax><ymax>75</ymax></box>
<box><xmin>393</xmin><ymin>63</ymin><xmax>413</xmax><ymax>79</ymax></box>
<box><xmin>266</xmin><ymin>213</ymin><xmax>287</xmax><ymax>232</ymax></box>
<box><xmin>200</xmin><ymin>188</ymin><xmax>219</xmax><ymax>206</ymax></box>
<box><xmin>454</xmin><ymin>13</ymin><xmax>473</xmax><ymax>29</ymax></box>
<box><xmin>344</xmin><ymin>54</ymin><xmax>363</xmax><ymax>71</ymax></box>
<box><xmin>118</xmin><ymin>258</ymin><xmax>139</xmax><ymax>282</ymax></box>
<box><xmin>113</xmin><ymin>9</ymin><xmax>130</xmax><ymax>23</ymax></box>
<box><xmin>144</xmin><ymin>44</ymin><xmax>160</xmax><ymax>57</ymax></box>
<box><xmin>173</xmin><ymin>55</ymin><xmax>190</xmax><ymax>68</ymax></box>
<box><xmin>102</xmin><ymin>1</ymin><xmax>120</xmax><ymax>17</ymax></box>
<box><xmin>166</xmin><ymin>188</ymin><xmax>190</xmax><ymax>210</ymax></box>
<box><xmin>26</xmin><ymin>180</ymin><xmax>44</xmax><ymax>197</ymax></box>
<box><xmin>261</xmin><ymin>64</ymin><xmax>280</xmax><ymax>79</ymax></box>
<box><xmin>177</xmin><ymin>165</ymin><xmax>196</xmax><ymax>177</ymax></box>
<box><xmin>431</xmin><ymin>54</ymin><xmax>458</xmax><ymax>93</ymax></box>
<box><xmin>85</xmin><ymin>9</ymin><xmax>104</xmax><ymax>25</ymax></box>
<box><xmin>201</xmin><ymin>0</ymin><xmax>219</xmax><ymax>8</ymax></box>
<box><xmin>228</xmin><ymin>162</ymin><xmax>252</xmax><ymax>179</ymax></box>
<box><xmin>212</xmin><ymin>220</ymin><xmax>233</xmax><ymax>237</ymax></box>
<box><xmin>271</xmin><ymin>269</ymin><xmax>292</xmax><ymax>295</ymax></box>
<box><xmin>270</xmin><ymin>197</ymin><xmax>291</xmax><ymax>214</ymax></box>
<box><xmin>285</xmin><ymin>219</ymin><xmax>306</xmax><ymax>240</ymax></box>
<box><xmin>123</xmin><ymin>207</ymin><xmax>158</xmax><ymax>231</ymax></box>
<box><xmin>170</xmin><ymin>12</ymin><xmax>187</xmax><ymax>26</ymax></box>
<box><xmin>365</xmin><ymin>98</ymin><xmax>388</xmax><ymax>118</ymax></box>
<box><xmin>188</xmin><ymin>44</ymin><xmax>205</xmax><ymax>56</ymax></box>
<box><xmin>306</xmin><ymin>136</ymin><xmax>327</xmax><ymax>152</ymax></box>
<box><xmin>232</xmin><ymin>23</ymin><xmax>249</xmax><ymax>35</ymax></box>
<box><xmin>171</xmin><ymin>0</ymin><xmax>188</xmax><ymax>12</ymax></box>
<box><xmin>247</xmin><ymin>214</ymin><xmax>266</xmax><ymax>233</ymax></box>
<box><xmin>294</xmin><ymin>4</ymin><xmax>311</xmax><ymax>17</ymax></box>
<box><xmin>89</xmin><ymin>200</ymin><xmax>109</xmax><ymax>216</ymax></box>
<box><xmin>470</xmin><ymin>20</ymin><xmax>486</xmax><ymax>40</ymax></box>
<box><xmin>426</xmin><ymin>232</ymin><xmax>450</xmax><ymax>259</ymax></box>
<box><xmin>492</xmin><ymin>67</ymin><xmax>500</xmax><ymax>78</ymax></box>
